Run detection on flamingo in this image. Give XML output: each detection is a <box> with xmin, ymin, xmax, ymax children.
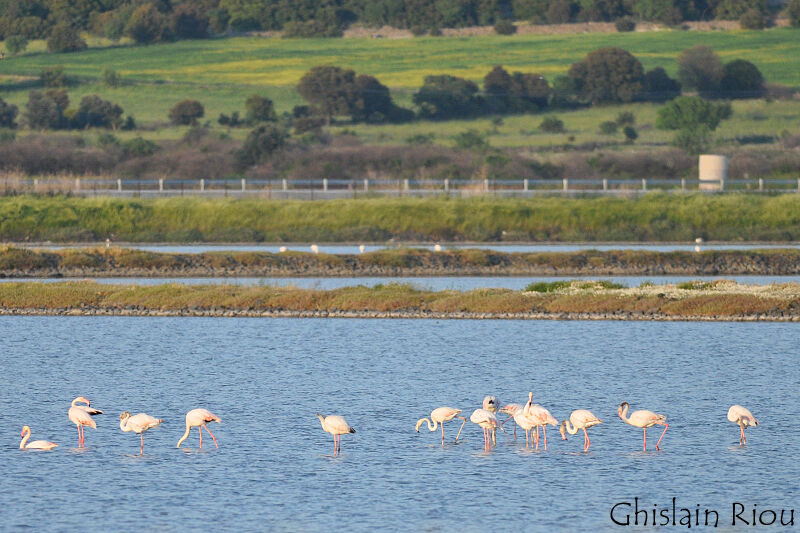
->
<box><xmin>317</xmin><ymin>414</ymin><xmax>355</xmax><ymax>455</ymax></box>
<box><xmin>618</xmin><ymin>402</ymin><xmax>668</xmax><ymax>451</ymax></box>
<box><xmin>512</xmin><ymin>407</ymin><xmax>538</xmax><ymax>448</ymax></box>
<box><xmin>68</xmin><ymin>396</ymin><xmax>103</xmax><ymax>447</ymax></box>
<box><xmin>415</xmin><ymin>407</ymin><xmax>466</xmax><ymax>445</ymax></box>
<box><xmin>19</xmin><ymin>426</ymin><xmax>58</xmax><ymax>450</ymax></box>
<box><xmin>470</xmin><ymin>409</ymin><xmax>499</xmax><ymax>451</ymax></box>
<box><xmin>523</xmin><ymin>392</ymin><xmax>558</xmax><ymax>450</ymax></box>
<box><xmin>727</xmin><ymin>405</ymin><xmax>758</xmax><ymax>445</ymax></box>
<box><xmin>500</xmin><ymin>403</ymin><xmax>523</xmax><ymax>440</ymax></box>
<box><xmin>560</xmin><ymin>409</ymin><xmax>602</xmax><ymax>451</ymax></box>
<box><xmin>176</xmin><ymin>408</ymin><xmax>221</xmax><ymax>449</ymax></box>
<box><xmin>120</xmin><ymin>412</ymin><xmax>163</xmax><ymax>454</ymax></box>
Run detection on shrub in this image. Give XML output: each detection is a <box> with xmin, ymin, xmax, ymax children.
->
<box><xmin>452</xmin><ymin>129</ymin><xmax>489</xmax><ymax>151</ymax></box>
<box><xmin>656</xmin><ymin>96</ymin><xmax>732</xmax><ymax>131</ymax></box>
<box><xmin>5</xmin><ymin>35</ymin><xmax>28</xmax><ymax>55</ymax></box>
<box><xmin>598</xmin><ymin>121</ymin><xmax>618</xmax><ymax>135</ymax></box>
<box><xmin>123</xmin><ymin>137</ymin><xmax>158</xmax><ymax>156</ymax></box>
<box><xmin>24</xmin><ymin>91</ymin><xmax>65</xmax><ymax>130</ymax></box>
<box><xmin>739</xmin><ymin>8</ymin><xmax>765</xmax><ymax>29</ymax></box>
<box><xmin>414</xmin><ymin>75</ymin><xmax>482</xmax><ymax>119</ymax></box>
<box><xmin>567</xmin><ymin>47</ymin><xmax>645</xmax><ymax>103</ymax></box>
<box><xmin>616</xmin><ymin>111</ymin><xmax>635</xmax><ymax>126</ymax></box>
<box><xmin>169</xmin><ymin>100</ymin><xmax>205</xmax><ymax>126</ymax></box>
<box><xmin>72</xmin><ymin>95</ymin><xmax>124</xmax><ymax>129</ymax></box>
<box><xmin>406</xmin><ymin>133</ymin><xmax>435</xmax><ymax>145</ymax></box>
<box><xmin>170</xmin><ymin>3</ymin><xmax>209</xmax><ymax>39</ymax></box>
<box><xmin>623</xmin><ymin>126</ymin><xmax>638</xmax><ymax>143</ymax></box>
<box><xmin>41</xmin><ymin>65</ymin><xmax>66</xmax><ymax>88</ymax></box>
<box><xmin>677</xmin><ymin>45</ymin><xmax>723</xmax><ymax>96</ymax></box>
<box><xmin>0</xmin><ymin>98</ymin><xmax>18</xmax><ymax>128</ymax></box>
<box><xmin>46</xmin><ymin>24</ymin><xmax>87</xmax><ymax>53</ymax></box>
<box><xmin>615</xmin><ymin>17</ymin><xmax>636</xmax><ymax>32</ymax></box>
<box><xmin>245</xmin><ymin>95</ymin><xmax>277</xmax><ymax>124</ymax></box>
<box><xmin>429</xmin><ymin>26</ymin><xmax>442</xmax><ymax>36</ymax></box>
<box><xmin>720</xmin><ymin>60</ymin><xmax>765</xmax><ymax>99</ymax></box>
<box><xmin>102</xmin><ymin>67</ymin><xmax>121</xmax><ymax>88</ymax></box>
<box><xmin>525</xmin><ymin>281</ymin><xmax>571</xmax><ymax>292</ymax></box>
<box><xmin>494</xmin><ymin>19</ymin><xmax>517</xmax><ymax>35</ymax></box>
<box><xmin>539</xmin><ymin>116</ymin><xmax>566</xmax><ymax>133</ymax></box>
<box><xmin>125</xmin><ymin>4</ymin><xmax>170</xmax><ymax>44</ymax></box>
<box><xmin>410</xmin><ymin>25</ymin><xmax>427</xmax><ymax>36</ymax></box>
<box><xmin>236</xmin><ymin>124</ymin><xmax>288</xmax><ymax>168</ymax></box>
<box><xmin>790</xmin><ymin>0</ymin><xmax>800</xmax><ymax>27</ymax></box>
<box><xmin>641</xmin><ymin>67</ymin><xmax>682</xmax><ymax>101</ymax></box>
<box><xmin>283</xmin><ymin>20</ymin><xmax>343</xmax><ymax>38</ymax></box>
<box><xmin>673</xmin><ymin>126</ymin><xmax>712</xmax><ymax>155</ymax></box>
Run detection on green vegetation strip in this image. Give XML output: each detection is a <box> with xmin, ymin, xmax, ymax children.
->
<box><xmin>2</xmin><ymin>195</ymin><xmax>800</xmax><ymax>243</ymax></box>
<box><xmin>2</xmin><ymin>246</ymin><xmax>800</xmax><ymax>277</ymax></box>
<box><xmin>1</xmin><ymin>280</ymin><xmax>797</xmax><ymax>321</ymax></box>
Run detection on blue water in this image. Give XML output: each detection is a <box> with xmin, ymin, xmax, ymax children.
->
<box><xmin>1</xmin><ymin>318</ymin><xmax>797</xmax><ymax>531</ymax></box>
<box><xmin>1</xmin><ymin>275</ymin><xmax>798</xmax><ymax>289</ymax></box>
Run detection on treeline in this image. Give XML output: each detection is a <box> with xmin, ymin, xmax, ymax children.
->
<box><xmin>2</xmin><ymin>0</ymin><xmax>799</xmax><ymax>47</ymax></box>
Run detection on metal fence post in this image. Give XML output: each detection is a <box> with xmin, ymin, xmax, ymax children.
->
<box><xmin>642</xmin><ymin>178</ymin><xmax>647</xmax><ymax>191</ymax></box>
<box><xmin>75</xmin><ymin>178</ymin><xmax>80</xmax><ymax>193</ymax></box>
<box><xmin>681</xmin><ymin>178</ymin><xmax>686</xmax><ymax>192</ymax></box>
<box><xmin>523</xmin><ymin>178</ymin><xmax>528</xmax><ymax>192</ymax></box>
<box><xmin>159</xmin><ymin>178</ymin><xmax>164</xmax><ymax>193</ymax></box>
<box><xmin>241</xmin><ymin>178</ymin><xmax>246</xmax><ymax>193</ymax></box>
<box><xmin>562</xmin><ymin>178</ymin><xmax>568</xmax><ymax>192</ymax></box>
<box><xmin>484</xmin><ymin>178</ymin><xmax>489</xmax><ymax>192</ymax></box>
<box><xmin>363</xmin><ymin>179</ymin><xmax>368</xmax><ymax>192</ymax></box>
<box><xmin>602</xmin><ymin>178</ymin><xmax>608</xmax><ymax>191</ymax></box>
<box><xmin>444</xmin><ymin>178</ymin><xmax>449</xmax><ymax>192</ymax></box>
<box><xmin>282</xmin><ymin>179</ymin><xmax>288</xmax><ymax>191</ymax></box>
<box><xmin>403</xmin><ymin>178</ymin><xmax>409</xmax><ymax>191</ymax></box>
<box><xmin>758</xmin><ymin>178</ymin><xmax>764</xmax><ymax>192</ymax></box>
<box><xmin>200</xmin><ymin>179</ymin><xmax>205</xmax><ymax>193</ymax></box>
<box><xmin>117</xmin><ymin>179</ymin><xmax>122</xmax><ymax>193</ymax></box>
<box><xmin>323</xmin><ymin>178</ymin><xmax>328</xmax><ymax>191</ymax></box>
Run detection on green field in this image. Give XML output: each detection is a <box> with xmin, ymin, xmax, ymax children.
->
<box><xmin>1</xmin><ymin>27</ymin><xmax>799</xmax><ymax>126</ymax></box>
<box><xmin>2</xmin><ymin>195</ymin><xmax>800</xmax><ymax>242</ymax></box>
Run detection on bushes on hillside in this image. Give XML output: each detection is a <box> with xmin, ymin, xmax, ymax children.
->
<box><xmin>169</xmin><ymin>100</ymin><xmax>205</xmax><ymax>126</ymax></box>
<box><xmin>46</xmin><ymin>24</ymin><xmax>87</xmax><ymax>53</ymax></box>
<box><xmin>414</xmin><ymin>75</ymin><xmax>483</xmax><ymax>119</ymax></box>
<box><xmin>677</xmin><ymin>45</ymin><xmax>723</xmax><ymax>96</ymax></box>
<box><xmin>567</xmin><ymin>47</ymin><xmax>644</xmax><ymax>103</ymax></box>
<box><xmin>0</xmin><ymin>98</ymin><xmax>18</xmax><ymax>128</ymax></box>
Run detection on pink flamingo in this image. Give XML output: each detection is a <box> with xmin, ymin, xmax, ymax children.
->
<box><xmin>727</xmin><ymin>405</ymin><xmax>758</xmax><ymax>445</ymax></box>
<box><xmin>523</xmin><ymin>392</ymin><xmax>558</xmax><ymax>450</ymax></box>
<box><xmin>470</xmin><ymin>408</ymin><xmax>499</xmax><ymax>451</ymax></box>
<box><xmin>176</xmin><ymin>408</ymin><xmax>221</xmax><ymax>449</ymax></box>
<box><xmin>560</xmin><ymin>409</ymin><xmax>602</xmax><ymax>451</ymax></box>
<box><xmin>511</xmin><ymin>407</ymin><xmax>538</xmax><ymax>447</ymax></box>
<box><xmin>120</xmin><ymin>412</ymin><xmax>163</xmax><ymax>454</ymax></box>
<box><xmin>317</xmin><ymin>414</ymin><xmax>355</xmax><ymax>455</ymax></box>
<box><xmin>500</xmin><ymin>403</ymin><xmax>523</xmax><ymax>441</ymax></box>
<box><xmin>415</xmin><ymin>407</ymin><xmax>467</xmax><ymax>445</ymax></box>
<box><xmin>618</xmin><ymin>402</ymin><xmax>668</xmax><ymax>451</ymax></box>
<box><xmin>20</xmin><ymin>426</ymin><xmax>58</xmax><ymax>450</ymax></box>
<box><xmin>68</xmin><ymin>396</ymin><xmax>103</xmax><ymax>447</ymax></box>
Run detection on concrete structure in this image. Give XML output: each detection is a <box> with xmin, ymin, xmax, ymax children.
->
<box><xmin>698</xmin><ymin>155</ymin><xmax>728</xmax><ymax>191</ymax></box>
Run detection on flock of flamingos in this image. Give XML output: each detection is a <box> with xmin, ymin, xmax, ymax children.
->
<box><xmin>19</xmin><ymin>394</ymin><xmax>760</xmax><ymax>455</ymax></box>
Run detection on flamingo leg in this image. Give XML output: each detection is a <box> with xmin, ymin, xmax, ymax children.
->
<box><xmin>740</xmin><ymin>425</ymin><xmax>746</xmax><ymax>445</ymax></box>
<box><xmin>534</xmin><ymin>426</ymin><xmax>540</xmax><ymax>450</ymax></box>
<box><xmin>655</xmin><ymin>423</ymin><xmax>668</xmax><ymax>450</ymax></box>
<box><xmin>140</xmin><ymin>433</ymin><xmax>144</xmax><ymax>454</ymax></box>
<box><xmin>204</xmin><ymin>426</ymin><xmax>219</xmax><ymax>448</ymax></box>
<box><xmin>454</xmin><ymin>417</ymin><xmax>466</xmax><ymax>443</ymax></box>
<box><xmin>441</xmin><ymin>424</ymin><xmax>445</xmax><ymax>446</ymax></box>
<box><xmin>199</xmin><ymin>426</ymin><xmax>203</xmax><ymax>449</ymax></box>
<box><xmin>643</xmin><ymin>428</ymin><xmax>647</xmax><ymax>451</ymax></box>
<box><xmin>583</xmin><ymin>428</ymin><xmax>590</xmax><ymax>451</ymax></box>
<box><xmin>543</xmin><ymin>426</ymin><xmax>548</xmax><ymax>450</ymax></box>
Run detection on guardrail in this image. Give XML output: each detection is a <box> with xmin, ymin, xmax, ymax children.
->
<box><xmin>1</xmin><ymin>176</ymin><xmax>799</xmax><ymax>198</ymax></box>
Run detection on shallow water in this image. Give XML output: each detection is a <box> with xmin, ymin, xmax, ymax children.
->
<box><xmin>21</xmin><ymin>242</ymin><xmax>800</xmax><ymax>254</ymax></box>
<box><xmin>1</xmin><ymin>318</ymin><xmax>797</xmax><ymax>531</ymax></box>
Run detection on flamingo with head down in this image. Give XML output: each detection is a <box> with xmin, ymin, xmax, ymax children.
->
<box><xmin>20</xmin><ymin>426</ymin><xmax>58</xmax><ymax>450</ymax></box>
<box><xmin>415</xmin><ymin>407</ymin><xmax>466</xmax><ymax>445</ymax></box>
<box><xmin>618</xmin><ymin>402</ymin><xmax>668</xmax><ymax>451</ymax></box>
<box><xmin>177</xmin><ymin>408</ymin><xmax>221</xmax><ymax>449</ymax></box>
<box><xmin>120</xmin><ymin>412</ymin><xmax>163</xmax><ymax>454</ymax></box>
<box><xmin>500</xmin><ymin>403</ymin><xmax>523</xmax><ymax>441</ymax></box>
<box><xmin>68</xmin><ymin>396</ymin><xmax>103</xmax><ymax>447</ymax></box>
<box><xmin>560</xmin><ymin>409</ymin><xmax>602</xmax><ymax>451</ymax></box>
<box><xmin>727</xmin><ymin>405</ymin><xmax>758</xmax><ymax>445</ymax></box>
<box><xmin>470</xmin><ymin>409</ymin><xmax>499</xmax><ymax>451</ymax></box>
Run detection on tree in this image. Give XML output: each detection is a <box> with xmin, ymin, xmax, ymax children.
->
<box><xmin>5</xmin><ymin>35</ymin><xmax>28</xmax><ymax>55</ymax></box>
<box><xmin>567</xmin><ymin>47</ymin><xmax>644</xmax><ymax>103</ymax></box>
<box><xmin>656</xmin><ymin>97</ymin><xmax>732</xmax><ymax>131</ymax></box>
<box><xmin>720</xmin><ymin>59</ymin><xmax>764</xmax><ymax>98</ymax></box>
<box><xmin>0</xmin><ymin>97</ymin><xmax>19</xmax><ymax>128</ymax></box>
<box><xmin>790</xmin><ymin>0</ymin><xmax>800</xmax><ymax>27</ymax></box>
<box><xmin>170</xmin><ymin>3</ymin><xmax>209</xmax><ymax>39</ymax></box>
<box><xmin>539</xmin><ymin>116</ymin><xmax>565</xmax><ymax>133</ymax></box>
<box><xmin>40</xmin><ymin>65</ymin><xmax>67</xmax><ymax>88</ymax></box>
<box><xmin>236</xmin><ymin>124</ymin><xmax>288</xmax><ymax>168</ymax></box>
<box><xmin>714</xmin><ymin>0</ymin><xmax>766</xmax><ymax>19</ymax></box>
<box><xmin>483</xmin><ymin>65</ymin><xmax>515</xmax><ymax>113</ymax></box>
<box><xmin>350</xmin><ymin>74</ymin><xmax>400</xmax><ymax>123</ymax></box>
<box><xmin>739</xmin><ymin>8</ymin><xmax>765</xmax><ymax>29</ymax></box>
<box><xmin>46</xmin><ymin>23</ymin><xmax>88</xmax><ymax>53</ymax></box>
<box><xmin>641</xmin><ymin>67</ymin><xmax>681</xmax><ymax>101</ymax></box>
<box><xmin>125</xmin><ymin>3</ymin><xmax>170</xmax><ymax>44</ymax></box>
<box><xmin>677</xmin><ymin>45</ymin><xmax>723</xmax><ymax>96</ymax></box>
<box><xmin>24</xmin><ymin>91</ymin><xmax>65</xmax><ymax>130</ymax></box>
<box><xmin>546</xmin><ymin>0</ymin><xmax>576</xmax><ymax>23</ymax></box>
<box><xmin>169</xmin><ymin>100</ymin><xmax>205</xmax><ymax>125</ymax></box>
<box><xmin>297</xmin><ymin>66</ymin><xmax>357</xmax><ymax>124</ymax></box>
<box><xmin>72</xmin><ymin>95</ymin><xmax>124</xmax><ymax>128</ymax></box>
<box><xmin>413</xmin><ymin>74</ymin><xmax>482</xmax><ymax>119</ymax></box>
<box><xmin>102</xmin><ymin>67</ymin><xmax>121</xmax><ymax>88</ymax></box>
<box><xmin>512</xmin><ymin>72</ymin><xmax>551</xmax><ymax>109</ymax></box>
<box><xmin>245</xmin><ymin>95</ymin><xmax>277</xmax><ymax>124</ymax></box>
<box><xmin>494</xmin><ymin>19</ymin><xmax>516</xmax><ymax>34</ymax></box>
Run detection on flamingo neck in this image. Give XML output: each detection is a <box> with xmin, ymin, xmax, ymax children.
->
<box><xmin>120</xmin><ymin>417</ymin><xmax>132</xmax><ymax>432</ymax></box>
<box><xmin>20</xmin><ymin>429</ymin><xmax>30</xmax><ymax>449</ymax></box>
<box><xmin>416</xmin><ymin>418</ymin><xmax>436</xmax><ymax>432</ymax></box>
<box><xmin>72</xmin><ymin>398</ymin><xmax>88</xmax><ymax>408</ymax></box>
<box><xmin>563</xmin><ymin>419</ymin><xmax>579</xmax><ymax>435</ymax></box>
<box><xmin>176</xmin><ymin>420</ymin><xmax>192</xmax><ymax>448</ymax></box>
<box><xmin>618</xmin><ymin>404</ymin><xmax>630</xmax><ymax>423</ymax></box>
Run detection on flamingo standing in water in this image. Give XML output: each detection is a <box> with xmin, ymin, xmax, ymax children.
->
<box><xmin>560</xmin><ymin>409</ymin><xmax>602</xmax><ymax>451</ymax></box>
<box><xmin>511</xmin><ymin>407</ymin><xmax>538</xmax><ymax>448</ymax></box>
<box><xmin>176</xmin><ymin>408</ymin><xmax>221</xmax><ymax>449</ymax></box>
<box><xmin>317</xmin><ymin>414</ymin><xmax>355</xmax><ymax>455</ymax></box>
<box><xmin>415</xmin><ymin>407</ymin><xmax>466</xmax><ymax>445</ymax></box>
<box><xmin>68</xmin><ymin>396</ymin><xmax>103</xmax><ymax>447</ymax></box>
<box><xmin>500</xmin><ymin>403</ymin><xmax>523</xmax><ymax>441</ymax></box>
<box><xmin>618</xmin><ymin>402</ymin><xmax>668</xmax><ymax>451</ymax></box>
<box><xmin>727</xmin><ymin>405</ymin><xmax>758</xmax><ymax>445</ymax></box>
<box><xmin>523</xmin><ymin>392</ymin><xmax>558</xmax><ymax>450</ymax></box>
<box><xmin>19</xmin><ymin>426</ymin><xmax>58</xmax><ymax>450</ymax></box>
<box><xmin>470</xmin><ymin>409</ymin><xmax>499</xmax><ymax>451</ymax></box>
<box><xmin>120</xmin><ymin>412</ymin><xmax>163</xmax><ymax>454</ymax></box>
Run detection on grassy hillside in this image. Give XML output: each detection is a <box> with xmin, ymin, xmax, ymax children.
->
<box><xmin>1</xmin><ymin>195</ymin><xmax>800</xmax><ymax>242</ymax></box>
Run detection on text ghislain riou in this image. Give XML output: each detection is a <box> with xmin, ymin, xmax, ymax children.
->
<box><xmin>610</xmin><ymin>498</ymin><xmax>795</xmax><ymax>528</ymax></box>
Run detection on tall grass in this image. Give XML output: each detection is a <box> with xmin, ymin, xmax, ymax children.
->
<box><xmin>1</xmin><ymin>195</ymin><xmax>800</xmax><ymax>242</ymax></box>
